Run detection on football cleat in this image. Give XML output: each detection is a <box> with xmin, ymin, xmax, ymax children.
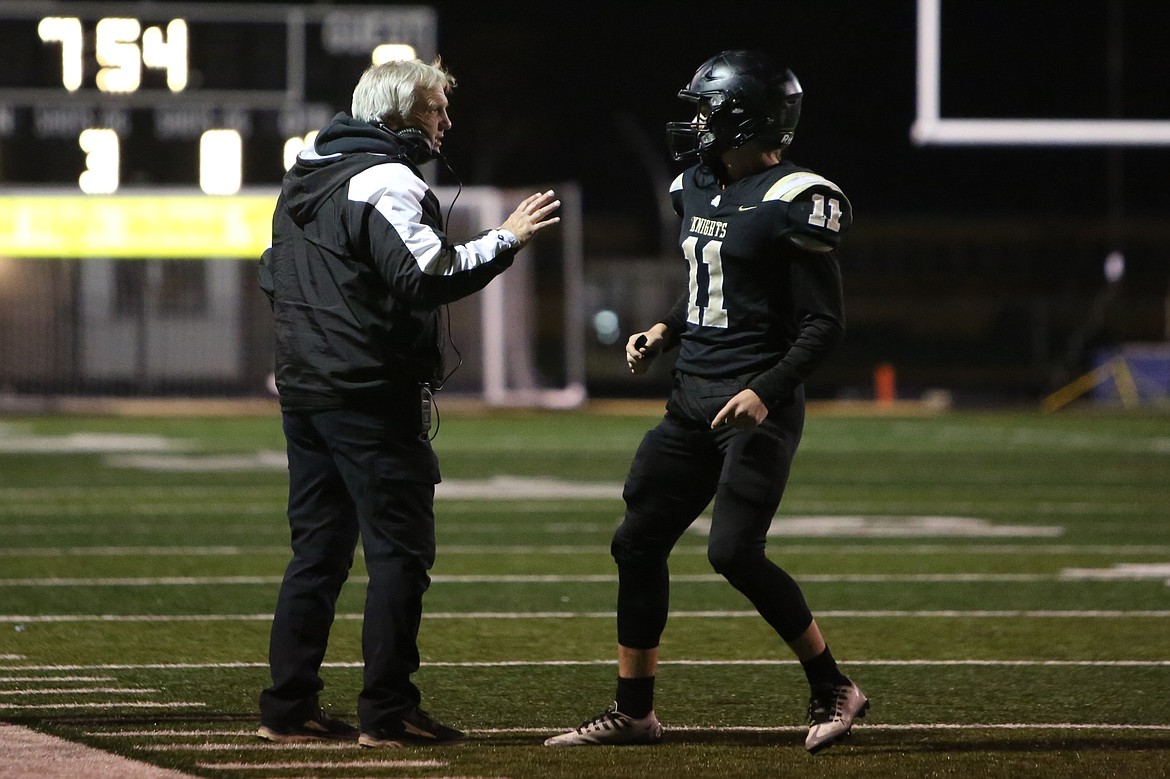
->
<box><xmin>544</xmin><ymin>703</ymin><xmax>663</xmax><ymax>746</ymax></box>
<box><xmin>256</xmin><ymin>712</ymin><xmax>359</xmax><ymax>743</ymax></box>
<box><xmin>358</xmin><ymin>707</ymin><xmax>465</xmax><ymax>748</ymax></box>
<box><xmin>805</xmin><ymin>680</ymin><xmax>869</xmax><ymax>754</ymax></box>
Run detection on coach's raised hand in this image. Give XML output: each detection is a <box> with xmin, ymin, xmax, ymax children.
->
<box><xmin>500</xmin><ymin>190</ymin><xmax>561</xmax><ymax>247</ymax></box>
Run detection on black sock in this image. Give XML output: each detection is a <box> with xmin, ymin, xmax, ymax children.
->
<box><xmin>615</xmin><ymin>676</ymin><xmax>655</xmax><ymax>718</ymax></box>
<box><xmin>800</xmin><ymin>646</ymin><xmax>850</xmax><ymax>689</ymax></box>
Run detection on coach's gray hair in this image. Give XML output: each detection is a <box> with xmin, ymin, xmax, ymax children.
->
<box><xmin>351</xmin><ymin>58</ymin><xmax>456</xmax><ymax>127</ymax></box>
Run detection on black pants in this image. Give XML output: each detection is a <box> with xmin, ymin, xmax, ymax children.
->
<box><xmin>612</xmin><ymin>373</ymin><xmax>814</xmax><ymax>648</ymax></box>
<box><xmin>259</xmin><ymin>407</ymin><xmax>439</xmax><ymax>732</ymax></box>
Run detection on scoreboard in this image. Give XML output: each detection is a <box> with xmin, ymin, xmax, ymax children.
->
<box><xmin>0</xmin><ymin>1</ymin><xmax>436</xmax><ymax>257</ymax></box>
<box><xmin>0</xmin><ymin>1</ymin><xmax>436</xmax><ymax>194</ymax></box>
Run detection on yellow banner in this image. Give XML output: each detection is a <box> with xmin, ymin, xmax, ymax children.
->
<box><xmin>0</xmin><ymin>191</ymin><xmax>278</xmax><ymax>259</ymax></box>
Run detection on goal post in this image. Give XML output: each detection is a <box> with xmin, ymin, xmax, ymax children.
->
<box><xmin>433</xmin><ymin>183</ymin><xmax>586</xmax><ymax>408</ymax></box>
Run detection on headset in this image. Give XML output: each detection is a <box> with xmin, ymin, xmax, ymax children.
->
<box><xmin>374</xmin><ymin>121</ymin><xmax>439</xmax><ymax>166</ymax></box>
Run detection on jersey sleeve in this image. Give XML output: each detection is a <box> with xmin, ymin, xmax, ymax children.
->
<box><xmin>668</xmin><ymin>172</ymin><xmax>685</xmax><ymax>217</ymax></box>
<box><xmin>746</xmin><ymin>244</ymin><xmax>846</xmax><ymax>408</ymax></box>
<box><xmin>763</xmin><ymin>171</ymin><xmax>853</xmax><ymax>253</ymax></box>
<box><xmin>350</xmin><ymin>162</ymin><xmax>518</xmax><ymax>306</ymax></box>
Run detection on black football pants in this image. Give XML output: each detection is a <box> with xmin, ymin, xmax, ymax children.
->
<box><xmin>612</xmin><ymin>377</ymin><xmax>814</xmax><ymax>648</ymax></box>
<box><xmin>260</xmin><ymin>408</ymin><xmax>438</xmax><ymax>732</ymax></box>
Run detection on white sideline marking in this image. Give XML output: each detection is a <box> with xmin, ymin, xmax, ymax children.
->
<box><xmin>0</xmin><ymin>655</ymin><xmax>24</xmax><ymax>660</ymax></box>
<box><xmin>0</xmin><ymin>722</ymin><xmax>197</xmax><ymax>779</ymax></box>
<box><xmin>4</xmin><ymin>609</ymin><xmax>1170</xmax><ymax>623</ymax></box>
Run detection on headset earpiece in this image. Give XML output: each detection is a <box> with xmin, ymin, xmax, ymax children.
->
<box><xmin>392</xmin><ymin>127</ymin><xmax>438</xmax><ymax>165</ymax></box>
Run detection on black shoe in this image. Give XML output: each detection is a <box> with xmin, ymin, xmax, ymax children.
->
<box><xmin>359</xmin><ymin>707</ymin><xmax>465</xmax><ymax>747</ymax></box>
<box><xmin>257</xmin><ymin>712</ymin><xmax>359</xmax><ymax>743</ymax></box>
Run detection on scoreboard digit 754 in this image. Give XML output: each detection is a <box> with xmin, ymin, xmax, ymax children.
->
<box><xmin>0</xmin><ymin>2</ymin><xmax>437</xmax><ymax>193</ymax></box>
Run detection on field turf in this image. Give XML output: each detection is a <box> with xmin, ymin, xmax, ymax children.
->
<box><xmin>1</xmin><ymin>406</ymin><xmax>1168</xmax><ymax>778</ymax></box>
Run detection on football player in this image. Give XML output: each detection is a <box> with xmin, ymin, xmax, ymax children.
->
<box><xmin>545</xmin><ymin>50</ymin><xmax>867</xmax><ymax>754</ymax></box>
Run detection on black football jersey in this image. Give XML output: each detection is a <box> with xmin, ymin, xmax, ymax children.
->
<box><xmin>668</xmin><ymin>160</ymin><xmax>851</xmax><ymax>381</ymax></box>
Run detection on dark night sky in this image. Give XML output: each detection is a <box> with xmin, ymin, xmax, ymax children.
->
<box><xmin>9</xmin><ymin>0</ymin><xmax>1167</xmax><ymax>255</ymax></box>
<box><xmin>413</xmin><ymin>0</ymin><xmax>1170</xmax><ymax>254</ymax></box>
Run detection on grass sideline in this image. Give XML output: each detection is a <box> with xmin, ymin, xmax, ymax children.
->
<box><xmin>1</xmin><ymin>407</ymin><xmax>1169</xmax><ymax>778</ymax></box>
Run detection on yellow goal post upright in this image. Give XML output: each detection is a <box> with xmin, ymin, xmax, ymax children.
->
<box><xmin>1042</xmin><ymin>344</ymin><xmax>1170</xmax><ymax>412</ymax></box>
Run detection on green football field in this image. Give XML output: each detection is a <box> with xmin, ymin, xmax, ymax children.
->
<box><xmin>1</xmin><ymin>406</ymin><xmax>1168</xmax><ymax>778</ymax></box>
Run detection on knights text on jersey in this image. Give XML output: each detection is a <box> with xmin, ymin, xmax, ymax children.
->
<box><xmin>668</xmin><ymin>161</ymin><xmax>852</xmax><ymax>379</ymax></box>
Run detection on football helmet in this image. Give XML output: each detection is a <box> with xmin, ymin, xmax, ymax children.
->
<box><xmin>666</xmin><ymin>50</ymin><xmax>802</xmax><ymax>164</ymax></box>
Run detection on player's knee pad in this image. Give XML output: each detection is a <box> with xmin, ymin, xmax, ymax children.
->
<box><xmin>610</xmin><ymin>520</ymin><xmax>672</xmax><ymax>569</ymax></box>
<box><xmin>706</xmin><ymin>538</ymin><xmax>766</xmax><ymax>579</ymax></box>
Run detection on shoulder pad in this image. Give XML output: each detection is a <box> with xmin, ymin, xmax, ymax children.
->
<box><xmin>764</xmin><ymin>172</ymin><xmax>852</xmax><ymax>251</ymax></box>
<box><xmin>669</xmin><ymin>172</ymin><xmax>685</xmax><ymax>193</ymax></box>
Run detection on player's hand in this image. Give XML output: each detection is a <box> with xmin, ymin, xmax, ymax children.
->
<box><xmin>500</xmin><ymin>190</ymin><xmax>561</xmax><ymax>247</ymax></box>
<box><xmin>712</xmin><ymin>389</ymin><xmax>768</xmax><ymax>430</ymax></box>
<box><xmin>626</xmin><ymin>328</ymin><xmax>666</xmax><ymax>374</ymax></box>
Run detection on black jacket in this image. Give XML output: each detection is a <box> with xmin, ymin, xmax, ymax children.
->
<box><xmin>260</xmin><ymin>114</ymin><xmax>518</xmax><ymax>411</ymax></box>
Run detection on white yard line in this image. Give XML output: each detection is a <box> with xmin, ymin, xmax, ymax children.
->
<box><xmin>0</xmin><ymin>722</ymin><xmax>197</xmax><ymax>779</ymax></box>
<box><xmin>0</xmin><ymin>576</ymin><xmax>285</xmax><ymax>586</ymax></box>
<box><xmin>8</xmin><ymin>659</ymin><xmax>1170</xmax><ymax>673</ymax></box>
<box><xmin>0</xmin><ymin>573</ymin><xmax>1052</xmax><ymax>585</ymax></box>
<box><xmin>4</xmin><ymin>609</ymin><xmax>1170</xmax><ymax>623</ymax></box>
<box><xmin>0</xmin><ymin>676</ymin><xmax>114</xmax><ymax>683</ymax></box>
<box><xmin>0</xmin><ymin>546</ymin><xmax>288</xmax><ymax>557</ymax></box>
<box><xmin>0</xmin><ymin>687</ymin><xmax>157</xmax><ymax>696</ymax></box>
<box><xmin>137</xmin><ymin>742</ymin><xmax>360</xmax><ymax>751</ymax></box>
<box><xmin>472</xmin><ymin>723</ymin><xmax>1170</xmax><ymax>734</ymax></box>
<box><xmin>82</xmin><ymin>723</ymin><xmax>1170</xmax><ymax>739</ymax></box>
<box><xmin>0</xmin><ymin>505</ymin><xmax>279</xmax><ymax>518</ymax></box>
<box><xmin>197</xmin><ymin>760</ymin><xmax>444</xmax><ymax>770</ymax></box>
<box><xmin>2</xmin><ymin>570</ymin><xmax>1166</xmax><ymax>585</ymax></box>
<box><xmin>0</xmin><ymin>702</ymin><xmax>204</xmax><ymax>710</ymax></box>
<box><xmin>435</xmin><ymin>544</ymin><xmax>1170</xmax><ymax>555</ymax></box>
<box><xmin>3</xmin><ymin>539</ymin><xmax>1170</xmax><ymax>555</ymax></box>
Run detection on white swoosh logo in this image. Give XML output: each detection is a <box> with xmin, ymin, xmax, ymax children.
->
<box><xmin>738</xmin><ymin>205</ymin><xmax>757</xmax><ymax>211</ymax></box>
